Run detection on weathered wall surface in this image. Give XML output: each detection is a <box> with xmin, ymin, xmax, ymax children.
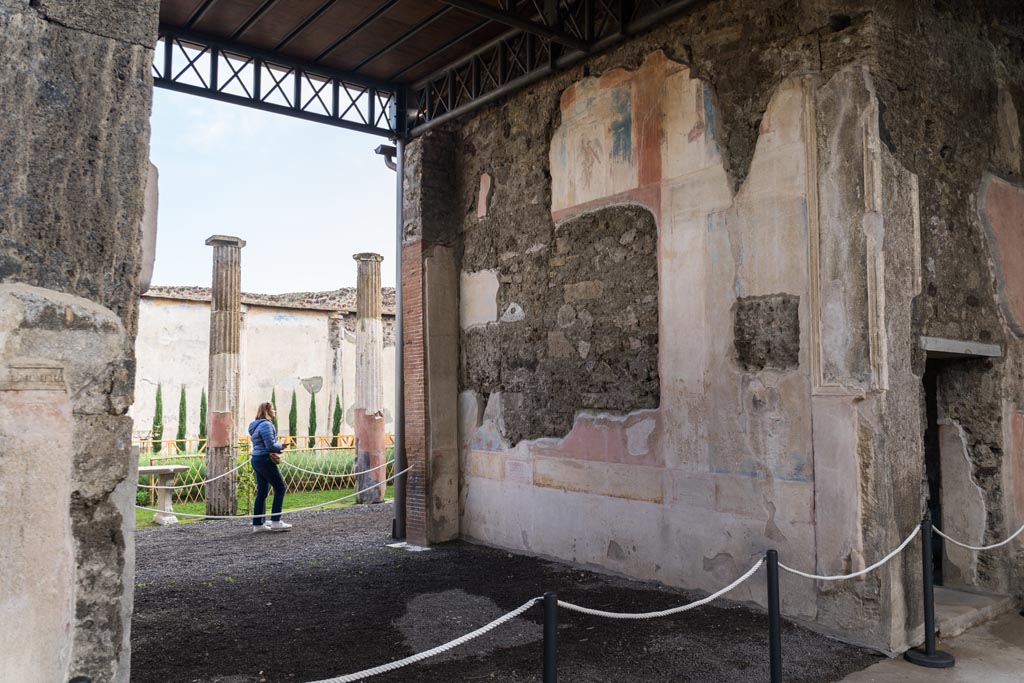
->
<box><xmin>130</xmin><ymin>296</ymin><xmax>397</xmax><ymax>441</ymax></box>
<box><xmin>873</xmin><ymin>2</ymin><xmax>1024</xmax><ymax>597</ymax></box>
<box><xmin>461</xmin><ymin>204</ymin><xmax>659</xmax><ymax>444</ymax></box>
<box><xmin>0</xmin><ymin>1</ymin><xmax>158</xmax><ymax>680</ymax></box>
<box><xmin>422</xmin><ymin>0</ymin><xmax>1024</xmax><ymax>652</ymax></box>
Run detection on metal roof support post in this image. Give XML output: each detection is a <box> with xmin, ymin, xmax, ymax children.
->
<box><xmin>386</xmin><ymin>91</ymin><xmax>409</xmax><ymax>541</ymax></box>
<box><xmin>391</xmin><ymin>135</ymin><xmax>407</xmax><ymax>542</ymax></box>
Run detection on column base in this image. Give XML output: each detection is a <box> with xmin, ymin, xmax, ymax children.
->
<box><xmin>152</xmin><ymin>513</ymin><xmax>178</xmax><ymax>526</ymax></box>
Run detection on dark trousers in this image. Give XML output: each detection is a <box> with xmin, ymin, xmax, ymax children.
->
<box><xmin>251</xmin><ymin>455</ymin><xmax>286</xmax><ymax>525</ymax></box>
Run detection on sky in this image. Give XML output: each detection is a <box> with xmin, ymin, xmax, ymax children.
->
<box><xmin>148</xmin><ymin>89</ymin><xmax>397</xmax><ymax>294</ymax></box>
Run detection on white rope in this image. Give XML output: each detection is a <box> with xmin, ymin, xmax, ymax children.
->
<box><xmin>138</xmin><ymin>459</ymin><xmax>390</xmax><ymax>489</ymax></box>
<box><xmin>135</xmin><ymin>466</ymin><xmax>412</xmax><ymax>520</ymax></box>
<box><xmin>779</xmin><ymin>526</ymin><xmax>920</xmax><ymax>581</ymax></box>
<box><xmin>934</xmin><ymin>519</ymin><xmax>1024</xmax><ymax>551</ymax></box>
<box><xmin>136</xmin><ymin>460</ymin><xmax>250</xmax><ymax>490</ymax></box>
<box><xmin>558</xmin><ymin>557</ymin><xmax>764</xmax><ymax>620</ymax></box>
<box><xmin>281</xmin><ymin>460</ymin><xmax>389</xmax><ymax>479</ymax></box>
<box><xmin>305</xmin><ymin>598</ymin><xmax>540</xmax><ymax>683</ymax></box>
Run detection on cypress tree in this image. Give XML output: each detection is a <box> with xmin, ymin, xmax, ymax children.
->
<box><xmin>270</xmin><ymin>388</ymin><xmax>279</xmax><ymax>432</ymax></box>
<box><xmin>331</xmin><ymin>396</ymin><xmax>342</xmax><ymax>448</ymax></box>
<box><xmin>198</xmin><ymin>387</ymin><xmax>207</xmax><ymax>451</ymax></box>
<box><xmin>288</xmin><ymin>390</ymin><xmax>298</xmax><ymax>448</ymax></box>
<box><xmin>152</xmin><ymin>384</ymin><xmax>163</xmax><ymax>453</ymax></box>
<box><xmin>308</xmin><ymin>392</ymin><xmax>318</xmax><ymax>448</ymax></box>
<box><xmin>176</xmin><ymin>385</ymin><xmax>187</xmax><ymax>452</ymax></box>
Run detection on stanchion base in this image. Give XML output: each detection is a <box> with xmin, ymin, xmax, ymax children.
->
<box><xmin>903</xmin><ymin>648</ymin><xmax>955</xmax><ymax>668</ymax></box>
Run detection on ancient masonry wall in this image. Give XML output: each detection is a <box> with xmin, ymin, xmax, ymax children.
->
<box><xmin>0</xmin><ymin>1</ymin><xmax>159</xmax><ymax>681</ymax></box>
<box><xmin>403</xmin><ymin>0</ymin><xmax>1024</xmax><ymax>652</ymax></box>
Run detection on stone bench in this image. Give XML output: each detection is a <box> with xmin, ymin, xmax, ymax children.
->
<box><xmin>139</xmin><ymin>465</ymin><xmax>191</xmax><ymax>525</ymax></box>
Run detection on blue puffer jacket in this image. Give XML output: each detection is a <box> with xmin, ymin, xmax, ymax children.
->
<box><xmin>248</xmin><ymin>418</ymin><xmax>284</xmax><ymax>457</ymax></box>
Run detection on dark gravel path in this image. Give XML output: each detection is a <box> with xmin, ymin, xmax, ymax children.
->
<box><xmin>131</xmin><ymin>504</ymin><xmax>879</xmax><ymax>682</ymax></box>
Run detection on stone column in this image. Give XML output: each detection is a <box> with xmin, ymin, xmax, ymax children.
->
<box><xmin>353</xmin><ymin>253</ymin><xmax>387</xmax><ymax>503</ymax></box>
<box><xmin>206</xmin><ymin>235</ymin><xmax>246</xmax><ymax>516</ymax></box>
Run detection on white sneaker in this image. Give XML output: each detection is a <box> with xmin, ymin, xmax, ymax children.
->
<box><xmin>267</xmin><ymin>520</ymin><xmax>292</xmax><ymax>531</ymax></box>
<box><xmin>252</xmin><ymin>523</ymin><xmax>270</xmax><ymax>533</ymax></box>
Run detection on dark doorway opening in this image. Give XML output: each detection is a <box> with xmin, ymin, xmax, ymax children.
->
<box><xmin>923</xmin><ymin>359</ymin><xmax>945</xmax><ymax>585</ymax></box>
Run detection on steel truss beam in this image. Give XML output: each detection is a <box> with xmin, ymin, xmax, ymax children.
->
<box><xmin>153</xmin><ymin>0</ymin><xmax>701</xmax><ymax>139</ymax></box>
<box><xmin>153</xmin><ymin>25</ymin><xmax>403</xmax><ymax>139</ymax></box>
<box><xmin>410</xmin><ymin>0</ymin><xmax>701</xmax><ymax>136</ymax></box>
<box><xmin>439</xmin><ymin>0</ymin><xmax>588</xmax><ymax>51</ymax></box>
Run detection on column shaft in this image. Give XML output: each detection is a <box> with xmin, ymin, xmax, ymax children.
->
<box><xmin>206</xmin><ymin>235</ymin><xmax>246</xmax><ymax>516</ymax></box>
<box><xmin>353</xmin><ymin>253</ymin><xmax>387</xmax><ymax>503</ymax></box>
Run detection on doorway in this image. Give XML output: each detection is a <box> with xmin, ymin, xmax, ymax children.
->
<box><xmin>922</xmin><ymin>358</ymin><xmax>945</xmax><ymax>584</ymax></box>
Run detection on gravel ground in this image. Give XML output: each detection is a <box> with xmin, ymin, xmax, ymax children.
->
<box><xmin>132</xmin><ymin>503</ymin><xmax>880</xmax><ymax>682</ymax></box>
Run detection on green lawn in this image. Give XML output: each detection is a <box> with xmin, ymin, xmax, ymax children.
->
<box><xmin>135</xmin><ymin>486</ymin><xmax>394</xmax><ymax>529</ymax></box>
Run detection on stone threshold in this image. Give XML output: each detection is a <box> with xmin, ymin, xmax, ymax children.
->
<box><xmin>935</xmin><ymin>585</ymin><xmax>1016</xmax><ymax>639</ymax></box>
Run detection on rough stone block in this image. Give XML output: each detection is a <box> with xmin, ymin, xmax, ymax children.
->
<box><xmin>35</xmin><ymin>0</ymin><xmax>158</xmax><ymax>46</ymax></box>
<box><xmin>461</xmin><ymin>205</ymin><xmax>659</xmax><ymax>444</ymax></box>
<box><xmin>733</xmin><ymin>294</ymin><xmax>800</xmax><ymax>371</ymax></box>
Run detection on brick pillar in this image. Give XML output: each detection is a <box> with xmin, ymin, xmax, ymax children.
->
<box><xmin>402</xmin><ymin>240</ymin><xmax>427</xmax><ymax>541</ymax></box>
<box><xmin>402</xmin><ymin>131</ymin><xmax>460</xmax><ymax>546</ymax></box>
<box><xmin>353</xmin><ymin>252</ymin><xmax>387</xmax><ymax>503</ymax></box>
<box><xmin>205</xmin><ymin>235</ymin><xmax>245</xmax><ymax>516</ymax></box>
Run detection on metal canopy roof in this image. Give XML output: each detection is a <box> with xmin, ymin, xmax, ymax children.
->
<box><xmin>155</xmin><ymin>0</ymin><xmax>699</xmax><ymax>139</ymax></box>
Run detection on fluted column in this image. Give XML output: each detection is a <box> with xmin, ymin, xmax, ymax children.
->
<box><xmin>353</xmin><ymin>253</ymin><xmax>387</xmax><ymax>503</ymax></box>
<box><xmin>205</xmin><ymin>235</ymin><xmax>245</xmax><ymax>516</ymax></box>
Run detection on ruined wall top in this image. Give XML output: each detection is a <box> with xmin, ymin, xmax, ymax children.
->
<box><xmin>144</xmin><ymin>285</ymin><xmax>396</xmax><ymax>316</ymax></box>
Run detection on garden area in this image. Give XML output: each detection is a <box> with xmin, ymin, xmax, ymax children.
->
<box><xmin>136</xmin><ymin>435</ymin><xmax>395</xmax><ymax>528</ymax></box>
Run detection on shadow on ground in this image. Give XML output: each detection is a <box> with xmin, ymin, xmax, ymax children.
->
<box><xmin>132</xmin><ymin>503</ymin><xmax>880</xmax><ymax>682</ymax></box>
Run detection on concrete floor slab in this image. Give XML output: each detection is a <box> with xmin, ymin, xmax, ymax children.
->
<box><xmin>838</xmin><ymin>612</ymin><xmax>1024</xmax><ymax>683</ymax></box>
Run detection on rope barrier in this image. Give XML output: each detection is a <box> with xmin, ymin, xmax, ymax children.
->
<box><xmin>137</xmin><ymin>459</ymin><xmax>390</xmax><ymax>490</ymax></box>
<box><xmin>933</xmin><ymin>519</ymin><xmax>1024</xmax><ymax>551</ymax></box>
<box><xmin>557</xmin><ymin>557</ymin><xmax>764</xmax><ymax>619</ymax></box>
<box><xmin>136</xmin><ymin>460</ymin><xmax>250</xmax><ymax>490</ymax></box>
<box><xmin>305</xmin><ymin>598</ymin><xmax>541</xmax><ymax>683</ymax></box>
<box><xmin>779</xmin><ymin>526</ymin><xmax>920</xmax><ymax>581</ymax></box>
<box><xmin>281</xmin><ymin>460</ymin><xmax>388</xmax><ymax>479</ymax></box>
<box><xmin>135</xmin><ymin>465</ymin><xmax>412</xmax><ymax>520</ymax></box>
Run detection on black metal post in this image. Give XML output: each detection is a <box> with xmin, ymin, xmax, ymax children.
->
<box><xmin>766</xmin><ymin>550</ymin><xmax>783</xmax><ymax>683</ymax></box>
<box><xmin>904</xmin><ymin>518</ymin><xmax>955</xmax><ymax>668</ymax></box>
<box><xmin>543</xmin><ymin>592</ymin><xmax>558</xmax><ymax>683</ymax></box>
<box><xmin>392</xmin><ymin>137</ymin><xmax>407</xmax><ymax>542</ymax></box>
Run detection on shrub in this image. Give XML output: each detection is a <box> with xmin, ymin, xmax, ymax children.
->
<box><xmin>176</xmin><ymin>385</ymin><xmax>187</xmax><ymax>452</ymax></box>
<box><xmin>331</xmin><ymin>396</ymin><xmax>342</xmax><ymax>448</ymax></box>
<box><xmin>198</xmin><ymin>387</ymin><xmax>207</xmax><ymax>451</ymax></box>
<box><xmin>270</xmin><ymin>388</ymin><xmax>279</xmax><ymax>432</ymax></box>
<box><xmin>288</xmin><ymin>390</ymin><xmax>297</xmax><ymax>446</ymax></box>
<box><xmin>308</xmin><ymin>392</ymin><xmax>317</xmax><ymax>448</ymax></box>
<box><xmin>152</xmin><ymin>384</ymin><xmax>163</xmax><ymax>453</ymax></box>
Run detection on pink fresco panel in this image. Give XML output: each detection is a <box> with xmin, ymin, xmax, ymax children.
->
<box><xmin>980</xmin><ymin>174</ymin><xmax>1024</xmax><ymax>336</ymax></box>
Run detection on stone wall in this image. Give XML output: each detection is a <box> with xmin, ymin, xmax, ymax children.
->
<box><xmin>403</xmin><ymin>0</ymin><xmax>1024</xmax><ymax>652</ymax></box>
<box><xmin>0</xmin><ymin>1</ymin><xmax>159</xmax><ymax>681</ymax></box>
<box><xmin>461</xmin><ymin>204</ymin><xmax>659</xmax><ymax>444</ymax></box>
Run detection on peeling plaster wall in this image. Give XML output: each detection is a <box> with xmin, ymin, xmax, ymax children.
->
<box><xmin>455</xmin><ymin>48</ymin><xmax>925</xmax><ymax>649</ymax></box>
<box><xmin>130</xmin><ymin>297</ymin><xmax>397</xmax><ymax>439</ymax></box>
<box><xmin>875</xmin><ymin>1</ymin><xmax>1024</xmax><ymax>598</ymax></box>
<box><xmin>436</xmin><ymin>0</ymin><xmax>1024</xmax><ymax>652</ymax></box>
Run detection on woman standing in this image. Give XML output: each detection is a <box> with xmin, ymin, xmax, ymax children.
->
<box><xmin>248</xmin><ymin>402</ymin><xmax>292</xmax><ymax>532</ymax></box>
